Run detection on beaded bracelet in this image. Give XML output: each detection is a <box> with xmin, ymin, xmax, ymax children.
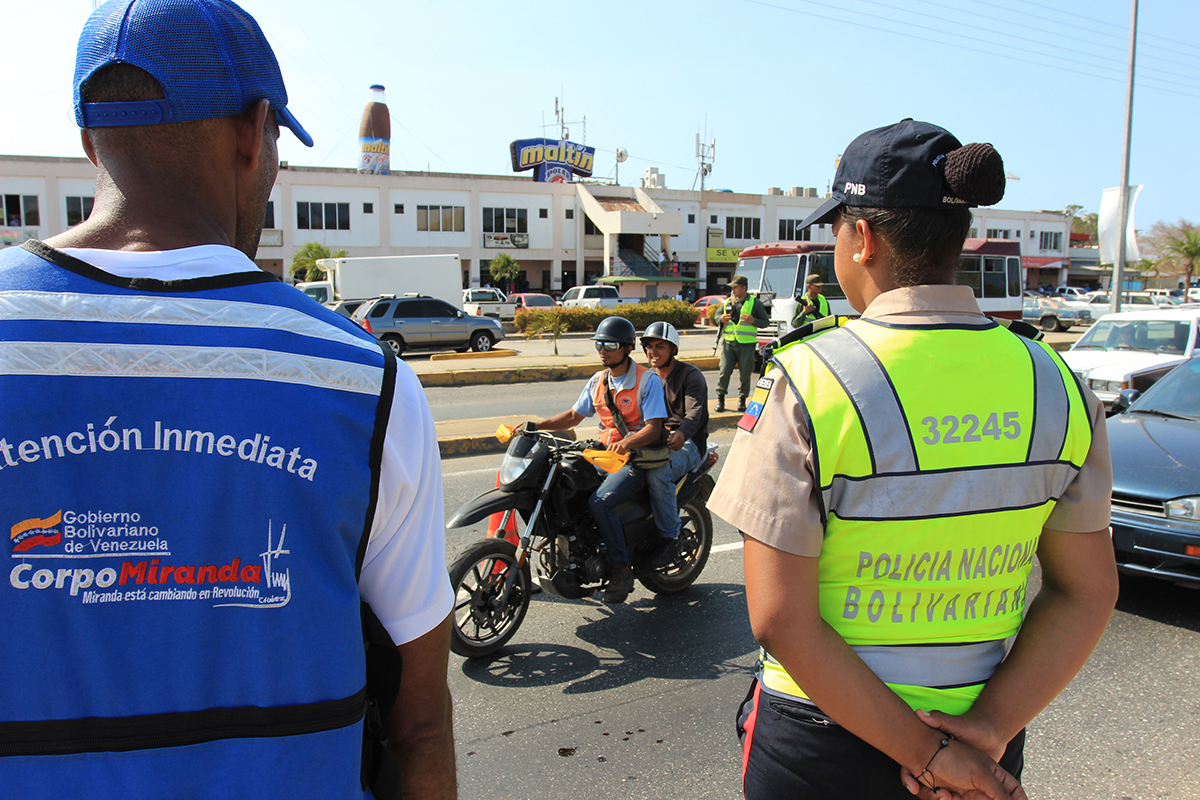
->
<box><xmin>917</xmin><ymin>734</ymin><xmax>955</xmax><ymax>790</ymax></box>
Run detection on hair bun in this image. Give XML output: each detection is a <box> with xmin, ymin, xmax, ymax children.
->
<box><xmin>943</xmin><ymin>142</ymin><xmax>1005</xmax><ymax>206</ymax></box>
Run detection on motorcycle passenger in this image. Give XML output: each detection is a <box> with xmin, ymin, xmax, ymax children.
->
<box><xmin>527</xmin><ymin>316</ymin><xmax>668</xmax><ymax>604</ymax></box>
<box><xmin>641</xmin><ymin>321</ymin><xmax>710</xmax><ymax>565</ymax></box>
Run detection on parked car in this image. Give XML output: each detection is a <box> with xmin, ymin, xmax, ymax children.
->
<box><xmin>461</xmin><ymin>288</ymin><xmax>518</xmax><ymax>320</ymax></box>
<box><xmin>1063</xmin><ymin>308</ymin><xmax>1200</xmax><ymax>410</ymax></box>
<box><xmin>510</xmin><ymin>292</ymin><xmax>556</xmax><ymax>311</ymax></box>
<box><xmin>1106</xmin><ymin>356</ymin><xmax>1200</xmax><ymax>586</ymax></box>
<box><xmin>1022</xmin><ymin>296</ymin><xmax>1092</xmax><ymax>331</ymax></box>
<box><xmin>693</xmin><ymin>294</ymin><xmax>726</xmax><ymax>323</ymax></box>
<box><xmin>351</xmin><ymin>295</ymin><xmax>504</xmax><ymax>356</ymax></box>
<box><xmin>559</xmin><ymin>285</ymin><xmax>640</xmax><ymax>309</ymax></box>
<box><xmin>1055</xmin><ymin>286</ymin><xmax>1094</xmax><ymax>301</ymax></box>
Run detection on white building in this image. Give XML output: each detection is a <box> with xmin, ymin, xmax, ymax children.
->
<box><xmin>0</xmin><ymin>154</ymin><xmax>1070</xmax><ymax>297</ymax></box>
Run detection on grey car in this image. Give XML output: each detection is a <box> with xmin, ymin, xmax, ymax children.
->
<box><xmin>352</xmin><ymin>295</ymin><xmax>504</xmax><ymax>356</ymax></box>
<box><xmin>1022</xmin><ymin>296</ymin><xmax>1092</xmax><ymax>332</ymax></box>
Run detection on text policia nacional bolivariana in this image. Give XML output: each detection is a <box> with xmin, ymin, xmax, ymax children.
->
<box><xmin>841</xmin><ymin>539</ymin><xmax>1039</xmax><ymax>625</ymax></box>
<box><xmin>0</xmin><ymin>416</ymin><xmax>319</xmax><ymax>480</ymax></box>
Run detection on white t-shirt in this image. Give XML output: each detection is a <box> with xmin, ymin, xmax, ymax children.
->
<box><xmin>60</xmin><ymin>245</ymin><xmax>453</xmax><ymax>646</ymax></box>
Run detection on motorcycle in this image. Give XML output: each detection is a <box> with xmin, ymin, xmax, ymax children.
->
<box><xmin>445</xmin><ymin>424</ymin><xmax>719</xmax><ymax>658</ymax></box>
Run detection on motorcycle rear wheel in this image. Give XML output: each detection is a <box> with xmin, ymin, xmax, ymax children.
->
<box><xmin>638</xmin><ymin>497</ymin><xmax>713</xmax><ymax>595</ymax></box>
<box><xmin>448</xmin><ymin>538</ymin><xmax>532</xmax><ymax>658</ymax></box>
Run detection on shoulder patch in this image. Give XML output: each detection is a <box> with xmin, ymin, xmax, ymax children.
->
<box><xmin>737</xmin><ymin>376</ymin><xmax>774</xmax><ymax>432</ymax></box>
<box><xmin>993</xmin><ymin>316</ymin><xmax>1045</xmax><ymax>342</ymax></box>
<box><xmin>764</xmin><ymin>314</ymin><xmax>849</xmax><ymax>361</ymax></box>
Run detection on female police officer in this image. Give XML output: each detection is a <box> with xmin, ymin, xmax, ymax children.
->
<box><xmin>709</xmin><ymin>120</ymin><xmax>1117</xmax><ymax>799</ymax></box>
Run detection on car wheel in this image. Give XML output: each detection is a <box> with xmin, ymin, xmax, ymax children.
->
<box><xmin>470</xmin><ymin>331</ymin><xmax>494</xmax><ymax>352</ymax></box>
<box><xmin>380</xmin><ymin>334</ymin><xmax>405</xmax><ymax>356</ymax></box>
<box><xmin>1040</xmin><ymin>315</ymin><xmax>1059</xmax><ymax>332</ymax></box>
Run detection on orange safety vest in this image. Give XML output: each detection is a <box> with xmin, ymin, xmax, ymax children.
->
<box><xmin>591</xmin><ymin>363</ymin><xmax>653</xmax><ymax>446</ymax></box>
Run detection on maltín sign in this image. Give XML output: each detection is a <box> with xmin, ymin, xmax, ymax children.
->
<box><xmin>509</xmin><ymin>138</ymin><xmax>596</xmax><ymax>183</ymax></box>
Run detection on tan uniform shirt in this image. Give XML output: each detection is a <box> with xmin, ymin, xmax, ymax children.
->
<box><xmin>709</xmin><ymin>285</ymin><xmax>1113</xmax><ymax>556</ymax></box>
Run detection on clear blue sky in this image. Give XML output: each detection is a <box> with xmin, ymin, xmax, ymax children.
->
<box><xmin>6</xmin><ymin>0</ymin><xmax>1197</xmax><ymax>233</ymax></box>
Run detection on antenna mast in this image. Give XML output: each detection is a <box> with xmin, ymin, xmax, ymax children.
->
<box><xmin>692</xmin><ymin>131</ymin><xmax>715</xmax><ymax>192</ymax></box>
<box><xmin>543</xmin><ymin>97</ymin><xmax>586</xmax><ymax>143</ymax></box>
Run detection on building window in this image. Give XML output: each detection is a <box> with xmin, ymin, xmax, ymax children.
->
<box><xmin>539</xmin><ymin>208</ymin><xmax>548</xmax><ymax>219</ymax></box>
<box><xmin>363</xmin><ymin>202</ymin><xmax>373</xmax><ymax>214</ymax></box>
<box><xmin>968</xmin><ymin>228</ymin><xmax>978</xmax><ymax>238</ymax></box>
<box><xmin>688</xmin><ymin>213</ymin><xmax>696</xmax><ymax>224</ymax></box>
<box><xmin>394</xmin><ymin>203</ymin><xmax>404</xmax><ymax>214</ymax></box>
<box><xmin>417</xmin><ymin>205</ymin><xmax>465</xmax><ymax>232</ymax></box>
<box><xmin>709</xmin><ymin>214</ymin><xmax>717</xmax><ymax>224</ymax></box>
<box><xmin>986</xmin><ymin>228</ymin><xmax>1013</xmax><ymax>239</ymax></box>
<box><xmin>296</xmin><ymin>201</ymin><xmax>349</xmax><ymax>231</ymax></box>
<box><xmin>3</xmin><ymin>195</ymin><xmax>39</xmax><ymax>227</ymax></box>
<box><xmin>65</xmin><ymin>195</ymin><xmax>95</xmax><ymax>227</ymax></box>
<box><xmin>726</xmin><ymin>216</ymin><xmax>761</xmax><ymax>240</ymax></box>
<box><xmin>482</xmin><ymin>207</ymin><xmax>528</xmax><ymax>234</ymax></box>
<box><xmin>263</xmin><ymin>200</ymin><xmax>275</xmax><ymax>229</ymax></box>
<box><xmin>565</xmin><ymin>208</ymin><xmax>574</xmax><ymax>220</ymax></box>
<box><xmin>583</xmin><ymin>216</ymin><xmax>600</xmax><ymax>235</ymax></box>
<box><xmin>778</xmin><ymin>219</ymin><xmax>810</xmax><ymax>242</ymax></box>
<box><xmin>1039</xmin><ymin>231</ymin><xmax>1063</xmax><ymax>251</ymax></box>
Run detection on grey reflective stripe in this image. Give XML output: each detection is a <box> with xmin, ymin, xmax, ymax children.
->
<box><xmin>807</xmin><ymin>328</ymin><xmax>916</xmax><ymax>474</ymax></box>
<box><xmin>0</xmin><ymin>341</ymin><xmax>383</xmax><ymax>395</ymax></box>
<box><xmin>1018</xmin><ymin>337</ymin><xmax>1069</xmax><ymax>463</ymax></box>
<box><xmin>852</xmin><ymin>640</ymin><xmax>1006</xmax><ymax>687</ymax></box>
<box><xmin>823</xmin><ymin>461</ymin><xmax>1079</xmax><ymax>520</ymax></box>
<box><xmin>0</xmin><ymin>291</ymin><xmax>378</xmax><ymax>353</ymax></box>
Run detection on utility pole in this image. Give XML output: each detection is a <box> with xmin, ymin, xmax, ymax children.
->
<box><xmin>1111</xmin><ymin>0</ymin><xmax>1138</xmax><ymax>314</ymax></box>
<box><xmin>695</xmin><ymin>132</ymin><xmax>715</xmax><ymax>292</ymax></box>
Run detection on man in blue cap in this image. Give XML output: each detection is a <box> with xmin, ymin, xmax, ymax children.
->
<box><xmin>0</xmin><ymin>2</ymin><xmax>455</xmax><ymax>798</ymax></box>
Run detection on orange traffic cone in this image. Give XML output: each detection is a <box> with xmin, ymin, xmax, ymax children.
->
<box><xmin>486</xmin><ymin>469</ymin><xmax>518</xmax><ymax>545</ymax></box>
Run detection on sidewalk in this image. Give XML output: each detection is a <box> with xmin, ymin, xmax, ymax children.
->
<box><xmin>423</xmin><ymin>327</ymin><xmax>1077</xmax><ymax>456</ymax></box>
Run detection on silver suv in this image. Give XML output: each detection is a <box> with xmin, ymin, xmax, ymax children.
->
<box><xmin>352</xmin><ymin>295</ymin><xmax>504</xmax><ymax>356</ymax></box>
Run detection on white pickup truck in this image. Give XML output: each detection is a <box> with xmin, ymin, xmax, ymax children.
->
<box><xmin>560</xmin><ymin>285</ymin><xmax>640</xmax><ymax>310</ymax></box>
<box><xmin>462</xmin><ymin>288</ymin><xmax>518</xmax><ymax>320</ymax></box>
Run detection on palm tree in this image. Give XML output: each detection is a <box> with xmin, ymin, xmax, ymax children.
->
<box><xmin>290</xmin><ymin>242</ymin><xmax>348</xmax><ymax>283</ymax></box>
<box><xmin>1159</xmin><ymin>230</ymin><xmax>1200</xmax><ymax>290</ymax></box>
<box><xmin>488</xmin><ymin>253</ymin><xmax>520</xmax><ymax>293</ymax></box>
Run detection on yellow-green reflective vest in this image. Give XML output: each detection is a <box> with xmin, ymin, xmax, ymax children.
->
<box><xmin>722</xmin><ymin>294</ymin><xmax>759</xmax><ymax>344</ymax></box>
<box><xmin>759</xmin><ymin>317</ymin><xmax>1093</xmax><ymax>715</ymax></box>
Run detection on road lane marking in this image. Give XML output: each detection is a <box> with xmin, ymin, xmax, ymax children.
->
<box><xmin>712</xmin><ymin>541</ymin><xmax>743</xmax><ymax>554</ymax></box>
<box><xmin>443</xmin><ymin>466</ymin><xmax>502</xmax><ymax>477</ymax></box>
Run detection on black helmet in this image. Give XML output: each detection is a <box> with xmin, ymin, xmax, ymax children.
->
<box><xmin>591</xmin><ymin>316</ymin><xmax>636</xmax><ymax>346</ymax></box>
<box><xmin>640</xmin><ymin>321</ymin><xmax>680</xmax><ymax>351</ymax></box>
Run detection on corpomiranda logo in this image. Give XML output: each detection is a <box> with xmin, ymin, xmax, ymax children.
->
<box><xmin>10</xmin><ymin>512</ymin><xmax>62</xmax><ymax>552</ymax></box>
<box><xmin>844</xmin><ymin>182</ymin><xmax>867</xmax><ymax>196</ymax></box>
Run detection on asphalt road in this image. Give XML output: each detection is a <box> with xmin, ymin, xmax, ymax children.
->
<box><xmin>439</xmin><ymin>422</ymin><xmax>1200</xmax><ymax>800</ymax></box>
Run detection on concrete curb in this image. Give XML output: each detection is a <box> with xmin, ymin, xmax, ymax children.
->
<box><xmin>419</xmin><ymin>356</ymin><xmax>721</xmax><ymax>388</ymax></box>
<box><xmin>428</xmin><ymin>349</ymin><xmax>517</xmax><ymax>362</ymax></box>
<box><xmin>436</xmin><ymin>407</ymin><xmax>744</xmax><ymax>458</ymax></box>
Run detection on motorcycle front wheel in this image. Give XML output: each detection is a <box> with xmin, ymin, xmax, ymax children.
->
<box><xmin>638</xmin><ymin>497</ymin><xmax>713</xmax><ymax>595</ymax></box>
<box><xmin>447</xmin><ymin>538</ymin><xmax>532</xmax><ymax>658</ymax></box>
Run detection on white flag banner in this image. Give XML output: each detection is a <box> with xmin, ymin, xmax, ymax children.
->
<box><xmin>1098</xmin><ymin>185</ymin><xmax>1143</xmax><ymax>264</ymax></box>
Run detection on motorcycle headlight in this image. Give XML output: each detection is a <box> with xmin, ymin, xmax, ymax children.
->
<box><xmin>499</xmin><ymin>452</ymin><xmax>534</xmax><ymax>485</ymax></box>
<box><xmin>1165</xmin><ymin>496</ymin><xmax>1200</xmax><ymax>520</ymax></box>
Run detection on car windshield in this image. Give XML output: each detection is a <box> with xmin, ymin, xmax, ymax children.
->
<box><xmin>1073</xmin><ymin>319</ymin><xmax>1191</xmax><ymax>353</ymax></box>
<box><xmin>1128</xmin><ymin>359</ymin><xmax>1200</xmax><ymax>420</ymax></box>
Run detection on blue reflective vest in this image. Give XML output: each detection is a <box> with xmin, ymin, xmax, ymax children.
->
<box><xmin>0</xmin><ymin>241</ymin><xmax>393</xmax><ymax>798</ymax></box>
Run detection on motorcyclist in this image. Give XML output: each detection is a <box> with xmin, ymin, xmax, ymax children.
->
<box><xmin>641</xmin><ymin>321</ymin><xmax>710</xmax><ymax>565</ymax></box>
<box><xmin>526</xmin><ymin>316</ymin><xmax>668</xmax><ymax>603</ymax></box>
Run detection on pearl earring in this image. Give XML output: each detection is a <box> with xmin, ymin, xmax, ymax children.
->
<box><xmin>852</xmin><ymin>253</ymin><xmax>862</xmax><ymax>263</ymax></box>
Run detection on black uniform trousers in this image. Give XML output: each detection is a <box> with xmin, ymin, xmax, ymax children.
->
<box><xmin>736</xmin><ymin>679</ymin><xmax>1026</xmax><ymax>799</ymax></box>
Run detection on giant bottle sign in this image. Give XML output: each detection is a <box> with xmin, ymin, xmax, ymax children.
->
<box><xmin>359</xmin><ymin>85</ymin><xmax>391</xmax><ymax>175</ymax></box>
<box><xmin>509</xmin><ymin>138</ymin><xmax>595</xmax><ymax>183</ymax></box>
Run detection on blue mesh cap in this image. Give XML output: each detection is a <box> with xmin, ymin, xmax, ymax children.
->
<box><xmin>73</xmin><ymin>0</ymin><xmax>312</xmax><ymax>146</ymax></box>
